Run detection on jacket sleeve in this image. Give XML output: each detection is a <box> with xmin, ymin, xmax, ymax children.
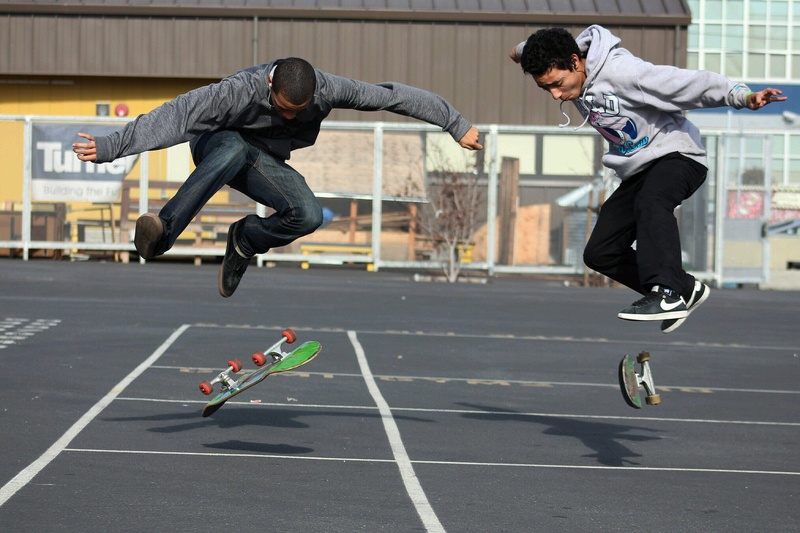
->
<box><xmin>94</xmin><ymin>73</ymin><xmax>257</xmax><ymax>163</ymax></box>
<box><xmin>621</xmin><ymin>56</ymin><xmax>751</xmax><ymax>111</ymax></box>
<box><xmin>515</xmin><ymin>41</ymin><xmax>526</xmax><ymax>59</ymax></box>
<box><xmin>319</xmin><ymin>73</ymin><xmax>473</xmax><ymax>143</ymax></box>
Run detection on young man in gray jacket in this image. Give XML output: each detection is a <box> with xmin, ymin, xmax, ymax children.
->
<box><xmin>73</xmin><ymin>57</ymin><xmax>483</xmax><ymax>297</ymax></box>
<box><xmin>511</xmin><ymin>26</ymin><xmax>785</xmax><ymax>333</ymax></box>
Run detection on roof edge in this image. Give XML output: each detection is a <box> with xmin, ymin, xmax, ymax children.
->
<box><xmin>0</xmin><ymin>5</ymin><xmax>692</xmax><ymax>27</ymax></box>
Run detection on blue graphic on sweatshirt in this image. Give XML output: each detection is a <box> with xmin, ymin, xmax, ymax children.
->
<box><xmin>581</xmin><ymin>93</ymin><xmax>649</xmax><ymax>156</ymax></box>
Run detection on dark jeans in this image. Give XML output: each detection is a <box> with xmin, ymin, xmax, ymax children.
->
<box><xmin>583</xmin><ymin>152</ymin><xmax>707</xmax><ymax>301</ymax></box>
<box><xmin>157</xmin><ymin>130</ymin><xmax>322</xmax><ymax>257</ymax></box>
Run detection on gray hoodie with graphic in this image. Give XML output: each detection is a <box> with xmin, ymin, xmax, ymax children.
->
<box><xmin>518</xmin><ymin>25</ymin><xmax>752</xmax><ymax>179</ymax></box>
<box><xmin>93</xmin><ymin>61</ymin><xmax>473</xmax><ymax>164</ymax></box>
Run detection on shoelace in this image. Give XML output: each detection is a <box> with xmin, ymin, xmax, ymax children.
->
<box><xmin>630</xmin><ymin>292</ymin><xmax>663</xmax><ymax>307</ymax></box>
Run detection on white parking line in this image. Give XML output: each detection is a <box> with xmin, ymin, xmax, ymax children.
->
<box><xmin>0</xmin><ymin>324</ymin><xmax>191</xmax><ymax>508</ymax></box>
<box><xmin>115</xmin><ymin>397</ymin><xmax>800</xmax><ymax>427</ymax></box>
<box><xmin>62</xmin><ymin>448</ymin><xmax>800</xmax><ymax>477</ymax></box>
<box><xmin>348</xmin><ymin>330</ymin><xmax>445</xmax><ymax>533</ymax></box>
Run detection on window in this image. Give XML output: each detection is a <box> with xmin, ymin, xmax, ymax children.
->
<box><xmin>727</xmin><ymin>25</ymin><xmax>744</xmax><ymax>51</ymax></box>
<box><xmin>726</xmin><ymin>0</ymin><xmax>745</xmax><ymax>20</ymax></box>
<box><xmin>689</xmin><ymin>0</ymin><xmax>798</xmax><ymax>82</ymax></box>
<box><xmin>706</xmin><ymin>53</ymin><xmax>722</xmax><ymax>73</ymax></box>
<box><xmin>770</xmin><ymin>53</ymin><xmax>787</xmax><ymax>78</ymax></box>
<box><xmin>706</xmin><ymin>0</ymin><xmax>724</xmax><ymax>19</ymax></box>
<box><xmin>726</xmin><ymin>55</ymin><xmax>744</xmax><ymax>77</ymax></box>
<box><xmin>706</xmin><ymin>24</ymin><xmax>724</xmax><ymax>48</ymax></box>
<box><xmin>747</xmin><ymin>52</ymin><xmax>766</xmax><ymax>78</ymax></box>
<box><xmin>748</xmin><ymin>25</ymin><xmax>768</xmax><ymax>49</ymax></box>
<box><xmin>750</xmin><ymin>0</ymin><xmax>768</xmax><ymax>22</ymax></box>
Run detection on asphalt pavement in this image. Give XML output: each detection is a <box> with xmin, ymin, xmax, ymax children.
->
<box><xmin>0</xmin><ymin>258</ymin><xmax>797</xmax><ymax>532</ymax></box>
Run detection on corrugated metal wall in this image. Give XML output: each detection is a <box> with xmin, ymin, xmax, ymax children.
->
<box><xmin>0</xmin><ymin>13</ymin><xmax>687</xmax><ymax>125</ymax></box>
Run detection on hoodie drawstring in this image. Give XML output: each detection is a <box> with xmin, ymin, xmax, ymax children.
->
<box><xmin>559</xmin><ymin>86</ymin><xmax>591</xmax><ymax>130</ymax></box>
<box><xmin>557</xmin><ymin>101</ymin><xmax>571</xmax><ymax>128</ymax></box>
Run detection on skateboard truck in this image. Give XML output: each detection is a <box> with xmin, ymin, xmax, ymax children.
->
<box><xmin>199</xmin><ymin>358</ymin><xmax>244</xmax><ymax>396</ymax></box>
<box><xmin>619</xmin><ymin>351</ymin><xmax>661</xmax><ymax>409</ymax></box>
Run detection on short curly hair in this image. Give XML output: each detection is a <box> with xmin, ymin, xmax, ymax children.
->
<box><xmin>520</xmin><ymin>28</ymin><xmax>581</xmax><ymax>77</ymax></box>
<box><xmin>272</xmin><ymin>57</ymin><xmax>317</xmax><ymax>105</ymax></box>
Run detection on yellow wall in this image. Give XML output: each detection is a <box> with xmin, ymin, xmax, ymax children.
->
<box><xmin>0</xmin><ymin>76</ymin><xmax>205</xmax><ymax>117</ymax></box>
<box><xmin>0</xmin><ymin>75</ymin><xmax>209</xmax><ymax>205</ymax></box>
<box><xmin>1</xmin><ymin>121</ymin><xmax>24</xmax><ymax>204</ymax></box>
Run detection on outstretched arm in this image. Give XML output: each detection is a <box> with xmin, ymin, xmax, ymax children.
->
<box><xmin>746</xmin><ymin>88</ymin><xmax>787</xmax><ymax>110</ymax></box>
<box><xmin>320</xmin><ymin>73</ymin><xmax>481</xmax><ymax>150</ymax></box>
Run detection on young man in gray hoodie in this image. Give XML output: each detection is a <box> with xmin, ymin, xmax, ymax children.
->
<box><xmin>511</xmin><ymin>26</ymin><xmax>785</xmax><ymax>333</ymax></box>
<box><xmin>73</xmin><ymin>57</ymin><xmax>483</xmax><ymax>297</ymax></box>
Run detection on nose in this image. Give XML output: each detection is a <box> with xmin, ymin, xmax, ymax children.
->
<box><xmin>549</xmin><ymin>89</ymin><xmax>562</xmax><ymax>100</ymax></box>
<box><xmin>279</xmin><ymin>110</ymin><xmax>297</xmax><ymax>120</ymax></box>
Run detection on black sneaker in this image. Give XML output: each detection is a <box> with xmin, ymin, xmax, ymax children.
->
<box><xmin>660</xmin><ymin>281</ymin><xmax>710</xmax><ymax>334</ymax></box>
<box><xmin>134</xmin><ymin>213</ymin><xmax>167</xmax><ymax>259</ymax></box>
<box><xmin>218</xmin><ymin>221</ymin><xmax>251</xmax><ymax>298</ymax></box>
<box><xmin>618</xmin><ymin>285</ymin><xmax>688</xmax><ymax>321</ymax></box>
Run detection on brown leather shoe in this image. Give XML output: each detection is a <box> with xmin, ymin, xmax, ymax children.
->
<box><xmin>134</xmin><ymin>213</ymin><xmax>166</xmax><ymax>260</ymax></box>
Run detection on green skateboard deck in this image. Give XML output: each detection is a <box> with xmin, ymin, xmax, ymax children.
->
<box><xmin>200</xmin><ymin>333</ymin><xmax>321</xmax><ymax>417</ymax></box>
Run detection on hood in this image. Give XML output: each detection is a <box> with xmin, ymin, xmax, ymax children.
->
<box><xmin>575</xmin><ymin>25</ymin><xmax>621</xmax><ymax>88</ymax></box>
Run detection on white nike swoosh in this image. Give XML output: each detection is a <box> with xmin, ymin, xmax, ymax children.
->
<box><xmin>659</xmin><ymin>299</ymin><xmax>683</xmax><ymax>311</ymax></box>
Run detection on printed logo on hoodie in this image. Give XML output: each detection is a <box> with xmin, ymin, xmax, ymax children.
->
<box><xmin>581</xmin><ymin>93</ymin><xmax>650</xmax><ymax>156</ymax></box>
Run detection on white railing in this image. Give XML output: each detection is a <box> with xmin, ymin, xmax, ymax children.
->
<box><xmin>1</xmin><ymin>115</ymin><xmax>798</xmax><ymax>286</ymax></box>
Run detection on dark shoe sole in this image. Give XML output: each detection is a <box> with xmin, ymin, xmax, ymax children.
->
<box><xmin>217</xmin><ymin>266</ymin><xmax>231</xmax><ymax>298</ymax></box>
<box><xmin>134</xmin><ymin>213</ymin><xmax>164</xmax><ymax>260</ymax></box>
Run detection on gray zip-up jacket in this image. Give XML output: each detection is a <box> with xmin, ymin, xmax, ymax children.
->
<box><xmin>518</xmin><ymin>25</ymin><xmax>752</xmax><ymax>178</ymax></box>
<box><xmin>93</xmin><ymin>61</ymin><xmax>474</xmax><ymax>163</ymax></box>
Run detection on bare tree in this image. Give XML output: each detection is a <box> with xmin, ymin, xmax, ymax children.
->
<box><xmin>414</xmin><ymin>151</ymin><xmax>483</xmax><ymax>282</ymax></box>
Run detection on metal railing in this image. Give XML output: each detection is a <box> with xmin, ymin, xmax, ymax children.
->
<box><xmin>1</xmin><ymin>114</ymin><xmax>798</xmax><ymax>287</ymax></box>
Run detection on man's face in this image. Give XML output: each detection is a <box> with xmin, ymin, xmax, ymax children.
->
<box><xmin>270</xmin><ymin>90</ymin><xmax>311</xmax><ymax>121</ymax></box>
<box><xmin>533</xmin><ymin>57</ymin><xmax>585</xmax><ymax>101</ymax></box>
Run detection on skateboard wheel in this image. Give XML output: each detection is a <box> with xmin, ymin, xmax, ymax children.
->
<box><xmin>252</xmin><ymin>351</ymin><xmax>267</xmax><ymax>366</ymax></box>
<box><xmin>646</xmin><ymin>394</ymin><xmax>661</xmax><ymax>405</ymax></box>
<box><xmin>228</xmin><ymin>358</ymin><xmax>243</xmax><ymax>373</ymax></box>
<box><xmin>637</xmin><ymin>351</ymin><xmax>651</xmax><ymax>364</ymax></box>
<box><xmin>199</xmin><ymin>381</ymin><xmax>214</xmax><ymax>395</ymax></box>
<box><xmin>282</xmin><ymin>328</ymin><xmax>297</xmax><ymax>344</ymax></box>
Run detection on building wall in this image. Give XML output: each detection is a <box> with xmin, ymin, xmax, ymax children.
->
<box><xmin>0</xmin><ymin>14</ymin><xmax>687</xmax><ymax>127</ymax></box>
<box><xmin>0</xmin><ymin>13</ymin><xmax>688</xmax><ymax>203</ymax></box>
<box><xmin>686</xmin><ymin>0</ymin><xmax>800</xmax><ymax>187</ymax></box>
<box><xmin>687</xmin><ymin>0</ymin><xmax>800</xmax><ymax>83</ymax></box>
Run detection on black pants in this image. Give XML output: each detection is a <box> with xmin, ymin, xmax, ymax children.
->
<box><xmin>583</xmin><ymin>152</ymin><xmax>707</xmax><ymax>301</ymax></box>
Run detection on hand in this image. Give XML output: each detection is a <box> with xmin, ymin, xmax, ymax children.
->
<box><xmin>73</xmin><ymin>132</ymin><xmax>98</xmax><ymax>162</ymax></box>
<box><xmin>747</xmin><ymin>88</ymin><xmax>787</xmax><ymax>110</ymax></box>
<box><xmin>509</xmin><ymin>45</ymin><xmax>521</xmax><ymax>64</ymax></box>
<box><xmin>458</xmin><ymin>126</ymin><xmax>483</xmax><ymax>151</ymax></box>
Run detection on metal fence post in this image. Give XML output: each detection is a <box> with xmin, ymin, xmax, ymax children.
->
<box><xmin>371</xmin><ymin>123</ymin><xmax>383</xmax><ymax>272</ymax></box>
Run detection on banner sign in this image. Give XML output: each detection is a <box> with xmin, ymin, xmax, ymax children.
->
<box><xmin>31</xmin><ymin>123</ymin><xmax>139</xmax><ymax>202</ymax></box>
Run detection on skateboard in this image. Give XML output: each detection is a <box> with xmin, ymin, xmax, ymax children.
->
<box><xmin>199</xmin><ymin>328</ymin><xmax>321</xmax><ymax>418</ymax></box>
<box><xmin>618</xmin><ymin>351</ymin><xmax>661</xmax><ymax>409</ymax></box>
